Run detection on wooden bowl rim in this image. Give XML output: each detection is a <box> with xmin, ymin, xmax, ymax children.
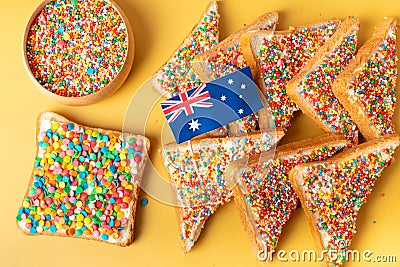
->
<box><xmin>22</xmin><ymin>0</ymin><xmax>135</xmax><ymax>106</ymax></box>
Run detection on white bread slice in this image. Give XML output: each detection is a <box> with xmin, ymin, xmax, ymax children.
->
<box><xmin>228</xmin><ymin>134</ymin><xmax>348</xmax><ymax>260</ymax></box>
<box><xmin>192</xmin><ymin>11</ymin><xmax>278</xmax><ymax>82</ymax></box>
<box><xmin>16</xmin><ymin>112</ymin><xmax>150</xmax><ymax>246</ymax></box>
<box><xmin>151</xmin><ymin>2</ymin><xmax>219</xmax><ymax>98</ymax></box>
<box><xmin>289</xmin><ymin>134</ymin><xmax>400</xmax><ymax>267</ymax></box>
<box><xmin>240</xmin><ymin>19</ymin><xmax>341</xmax><ymax>130</ymax></box>
<box><xmin>191</xmin><ymin>11</ymin><xmax>277</xmax><ymax>136</ymax></box>
<box><xmin>286</xmin><ymin>17</ymin><xmax>360</xmax><ymax>147</ymax></box>
<box><xmin>332</xmin><ymin>17</ymin><xmax>397</xmax><ymax>140</ymax></box>
<box><xmin>160</xmin><ymin>130</ymin><xmax>285</xmax><ymax>253</ymax></box>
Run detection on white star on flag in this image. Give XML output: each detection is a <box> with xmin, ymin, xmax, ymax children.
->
<box><xmin>220</xmin><ymin>95</ymin><xmax>226</xmax><ymax>101</ymax></box>
<box><xmin>241</xmin><ymin>83</ymin><xmax>246</xmax><ymax>89</ymax></box>
<box><xmin>188</xmin><ymin>119</ymin><xmax>201</xmax><ymax>132</ymax></box>
<box><xmin>238</xmin><ymin>108</ymin><xmax>244</xmax><ymax>114</ymax></box>
<box><xmin>227</xmin><ymin>78</ymin><xmax>234</xmax><ymax>85</ymax></box>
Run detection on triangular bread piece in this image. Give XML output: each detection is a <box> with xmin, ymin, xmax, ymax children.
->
<box><xmin>286</xmin><ymin>18</ymin><xmax>360</xmax><ymax>147</ymax></box>
<box><xmin>228</xmin><ymin>134</ymin><xmax>348</xmax><ymax>260</ymax></box>
<box><xmin>289</xmin><ymin>134</ymin><xmax>400</xmax><ymax>267</ymax></box>
<box><xmin>16</xmin><ymin>112</ymin><xmax>150</xmax><ymax>246</ymax></box>
<box><xmin>192</xmin><ymin>11</ymin><xmax>278</xmax><ymax>136</ymax></box>
<box><xmin>192</xmin><ymin>11</ymin><xmax>278</xmax><ymax>82</ymax></box>
<box><xmin>152</xmin><ymin>2</ymin><xmax>219</xmax><ymax>98</ymax></box>
<box><xmin>332</xmin><ymin>17</ymin><xmax>397</xmax><ymax>140</ymax></box>
<box><xmin>240</xmin><ymin>19</ymin><xmax>341</xmax><ymax>130</ymax></box>
<box><xmin>160</xmin><ymin>130</ymin><xmax>285</xmax><ymax>253</ymax></box>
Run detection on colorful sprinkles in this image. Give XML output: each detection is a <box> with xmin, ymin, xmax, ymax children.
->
<box><xmin>205</xmin><ymin>21</ymin><xmax>276</xmax><ymax>81</ymax></box>
<box><xmin>298</xmin><ymin>142</ymin><xmax>397</xmax><ymax>266</ymax></box>
<box><xmin>257</xmin><ymin>21</ymin><xmax>339</xmax><ymax>129</ymax></box>
<box><xmin>206</xmin><ymin>44</ymin><xmax>248</xmax><ymax>80</ymax></box>
<box><xmin>162</xmin><ymin>132</ymin><xmax>280</xmax><ymax>248</ymax></box>
<box><xmin>238</xmin><ymin>143</ymin><xmax>344</xmax><ymax>253</ymax></box>
<box><xmin>296</xmin><ymin>26</ymin><xmax>359</xmax><ymax>146</ymax></box>
<box><xmin>140</xmin><ymin>198</ymin><xmax>148</xmax><ymax>206</ymax></box>
<box><xmin>16</xmin><ymin>114</ymin><xmax>148</xmax><ymax>244</ymax></box>
<box><xmin>346</xmin><ymin>24</ymin><xmax>397</xmax><ymax>136</ymax></box>
<box><xmin>204</xmin><ymin>19</ymin><xmax>276</xmax><ymax>134</ymax></box>
<box><xmin>154</xmin><ymin>3</ymin><xmax>219</xmax><ymax>97</ymax></box>
<box><xmin>235</xmin><ymin>113</ymin><xmax>260</xmax><ymax>134</ymax></box>
<box><xmin>26</xmin><ymin>0</ymin><xmax>129</xmax><ymax>97</ymax></box>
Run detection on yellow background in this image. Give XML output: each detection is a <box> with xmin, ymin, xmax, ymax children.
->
<box><xmin>1</xmin><ymin>0</ymin><xmax>400</xmax><ymax>266</ymax></box>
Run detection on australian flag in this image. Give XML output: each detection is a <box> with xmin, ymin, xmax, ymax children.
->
<box><xmin>160</xmin><ymin>66</ymin><xmax>264</xmax><ymax>144</ymax></box>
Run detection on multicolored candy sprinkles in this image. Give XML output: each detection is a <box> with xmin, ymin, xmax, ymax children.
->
<box><xmin>26</xmin><ymin>0</ymin><xmax>129</xmax><ymax>97</ymax></box>
<box><xmin>16</xmin><ymin>113</ymin><xmax>148</xmax><ymax>245</ymax></box>
<box><xmin>161</xmin><ymin>131</ymin><xmax>282</xmax><ymax>251</ymax></box>
<box><xmin>237</xmin><ymin>142</ymin><xmax>345</xmax><ymax>255</ymax></box>
<box><xmin>205</xmin><ymin>21</ymin><xmax>277</xmax><ymax>81</ymax></box>
<box><xmin>256</xmin><ymin>20</ymin><xmax>339</xmax><ymax>129</ymax></box>
<box><xmin>295</xmin><ymin>24</ymin><xmax>360</xmax><ymax>146</ymax></box>
<box><xmin>206</xmin><ymin>44</ymin><xmax>248</xmax><ymax>81</ymax></box>
<box><xmin>204</xmin><ymin>19</ymin><xmax>277</xmax><ymax>135</ymax></box>
<box><xmin>346</xmin><ymin>24</ymin><xmax>397</xmax><ymax>136</ymax></box>
<box><xmin>296</xmin><ymin>139</ymin><xmax>398</xmax><ymax>266</ymax></box>
<box><xmin>153</xmin><ymin>2</ymin><xmax>219</xmax><ymax>98</ymax></box>
<box><xmin>234</xmin><ymin>113</ymin><xmax>260</xmax><ymax>134</ymax></box>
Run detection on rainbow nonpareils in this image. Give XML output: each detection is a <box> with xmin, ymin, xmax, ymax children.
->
<box><xmin>255</xmin><ymin>20</ymin><xmax>339</xmax><ymax>129</ymax></box>
<box><xmin>291</xmin><ymin>135</ymin><xmax>399</xmax><ymax>266</ymax></box>
<box><xmin>161</xmin><ymin>131</ymin><xmax>284</xmax><ymax>252</ymax></box>
<box><xmin>26</xmin><ymin>0</ymin><xmax>128</xmax><ymax>97</ymax></box>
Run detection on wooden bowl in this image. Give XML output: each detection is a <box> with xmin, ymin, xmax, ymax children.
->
<box><xmin>23</xmin><ymin>0</ymin><xmax>134</xmax><ymax>106</ymax></box>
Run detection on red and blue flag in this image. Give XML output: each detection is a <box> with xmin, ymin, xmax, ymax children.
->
<box><xmin>161</xmin><ymin>66</ymin><xmax>264</xmax><ymax>144</ymax></box>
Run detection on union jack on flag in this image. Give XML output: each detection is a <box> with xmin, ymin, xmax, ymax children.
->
<box><xmin>160</xmin><ymin>66</ymin><xmax>264</xmax><ymax>144</ymax></box>
<box><xmin>161</xmin><ymin>84</ymin><xmax>213</xmax><ymax>123</ymax></box>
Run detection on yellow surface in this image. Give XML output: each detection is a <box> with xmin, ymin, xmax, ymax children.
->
<box><xmin>1</xmin><ymin>0</ymin><xmax>400</xmax><ymax>266</ymax></box>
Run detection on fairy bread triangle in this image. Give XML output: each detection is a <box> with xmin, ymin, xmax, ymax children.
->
<box><xmin>228</xmin><ymin>134</ymin><xmax>348</xmax><ymax>260</ymax></box>
<box><xmin>286</xmin><ymin>17</ymin><xmax>360</xmax><ymax>147</ymax></box>
<box><xmin>160</xmin><ymin>130</ymin><xmax>284</xmax><ymax>252</ymax></box>
<box><xmin>152</xmin><ymin>2</ymin><xmax>219</xmax><ymax>98</ymax></box>
<box><xmin>332</xmin><ymin>17</ymin><xmax>397</xmax><ymax>140</ymax></box>
<box><xmin>240</xmin><ymin>19</ymin><xmax>341</xmax><ymax>130</ymax></box>
<box><xmin>289</xmin><ymin>134</ymin><xmax>400</xmax><ymax>267</ymax></box>
<box><xmin>192</xmin><ymin>11</ymin><xmax>278</xmax><ymax>136</ymax></box>
<box><xmin>192</xmin><ymin>11</ymin><xmax>278</xmax><ymax>82</ymax></box>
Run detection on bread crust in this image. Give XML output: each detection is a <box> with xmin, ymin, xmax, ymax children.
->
<box><xmin>286</xmin><ymin>17</ymin><xmax>360</xmax><ymax>135</ymax></box>
<box><xmin>162</xmin><ymin>129</ymin><xmax>284</xmax><ymax>153</ymax></box>
<box><xmin>16</xmin><ymin>112</ymin><xmax>150</xmax><ymax>246</ymax></box>
<box><xmin>289</xmin><ymin>134</ymin><xmax>400</xmax><ymax>266</ymax></box>
<box><xmin>289</xmin><ymin>167</ymin><xmax>328</xmax><ymax>266</ymax></box>
<box><xmin>192</xmin><ymin>11</ymin><xmax>278</xmax><ymax>82</ymax></box>
<box><xmin>232</xmin><ymin>185</ymin><xmax>265</xmax><ymax>255</ymax></box>
<box><xmin>151</xmin><ymin>1</ymin><xmax>219</xmax><ymax>96</ymax></box>
<box><xmin>332</xmin><ymin>17</ymin><xmax>397</xmax><ymax>140</ymax></box>
<box><xmin>292</xmin><ymin>134</ymin><xmax>399</xmax><ymax>167</ymax></box>
<box><xmin>248</xmin><ymin>133</ymin><xmax>348</xmax><ymax>166</ymax></box>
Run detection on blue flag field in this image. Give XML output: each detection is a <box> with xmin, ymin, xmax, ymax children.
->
<box><xmin>160</xmin><ymin>66</ymin><xmax>264</xmax><ymax>144</ymax></box>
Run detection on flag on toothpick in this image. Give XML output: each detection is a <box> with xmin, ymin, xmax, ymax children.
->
<box><xmin>160</xmin><ymin>66</ymin><xmax>264</xmax><ymax>144</ymax></box>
